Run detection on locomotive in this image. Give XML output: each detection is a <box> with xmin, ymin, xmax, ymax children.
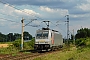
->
<box><xmin>34</xmin><ymin>28</ymin><xmax>63</xmax><ymax>51</ymax></box>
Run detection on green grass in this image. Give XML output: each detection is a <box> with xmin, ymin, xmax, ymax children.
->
<box><xmin>0</xmin><ymin>45</ymin><xmax>19</xmax><ymax>54</ymax></box>
<box><xmin>0</xmin><ymin>38</ymin><xmax>34</xmax><ymax>54</ymax></box>
<box><xmin>34</xmin><ymin>46</ymin><xmax>90</xmax><ymax>60</ymax></box>
<box><xmin>34</xmin><ymin>38</ymin><xmax>90</xmax><ymax>60</ymax></box>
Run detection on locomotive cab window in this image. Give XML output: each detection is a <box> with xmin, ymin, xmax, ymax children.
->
<box><xmin>43</xmin><ymin>31</ymin><xmax>48</xmax><ymax>39</ymax></box>
<box><xmin>36</xmin><ymin>31</ymin><xmax>49</xmax><ymax>39</ymax></box>
<box><xmin>36</xmin><ymin>33</ymin><xmax>42</xmax><ymax>39</ymax></box>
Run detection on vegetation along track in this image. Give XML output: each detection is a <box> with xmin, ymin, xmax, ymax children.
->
<box><xmin>0</xmin><ymin>48</ymin><xmax>64</xmax><ymax>60</ymax></box>
<box><xmin>0</xmin><ymin>52</ymin><xmax>43</xmax><ymax>60</ymax></box>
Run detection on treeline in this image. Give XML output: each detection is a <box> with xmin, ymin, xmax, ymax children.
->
<box><xmin>0</xmin><ymin>31</ymin><xmax>32</xmax><ymax>42</ymax></box>
<box><xmin>65</xmin><ymin>28</ymin><xmax>90</xmax><ymax>46</ymax></box>
<box><xmin>75</xmin><ymin>28</ymin><xmax>90</xmax><ymax>47</ymax></box>
<box><xmin>75</xmin><ymin>28</ymin><xmax>90</xmax><ymax>39</ymax></box>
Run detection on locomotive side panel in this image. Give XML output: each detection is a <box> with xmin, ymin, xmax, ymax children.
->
<box><xmin>54</xmin><ymin>33</ymin><xmax>63</xmax><ymax>46</ymax></box>
<box><xmin>50</xmin><ymin>32</ymin><xmax>63</xmax><ymax>48</ymax></box>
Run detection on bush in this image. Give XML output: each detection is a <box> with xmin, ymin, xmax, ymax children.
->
<box><xmin>75</xmin><ymin>38</ymin><xmax>86</xmax><ymax>47</ymax></box>
<box><xmin>24</xmin><ymin>38</ymin><xmax>35</xmax><ymax>49</ymax></box>
<box><xmin>12</xmin><ymin>38</ymin><xmax>35</xmax><ymax>50</ymax></box>
<box><xmin>0</xmin><ymin>38</ymin><xmax>35</xmax><ymax>54</ymax></box>
<box><xmin>13</xmin><ymin>39</ymin><xmax>21</xmax><ymax>49</ymax></box>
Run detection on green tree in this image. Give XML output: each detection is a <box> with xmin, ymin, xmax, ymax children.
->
<box><xmin>14</xmin><ymin>33</ymin><xmax>21</xmax><ymax>40</ymax></box>
<box><xmin>0</xmin><ymin>32</ymin><xmax>6</xmax><ymax>42</ymax></box>
<box><xmin>75</xmin><ymin>28</ymin><xmax>90</xmax><ymax>39</ymax></box>
<box><xmin>7</xmin><ymin>33</ymin><xmax>15</xmax><ymax>42</ymax></box>
<box><xmin>23</xmin><ymin>31</ymin><xmax>32</xmax><ymax>40</ymax></box>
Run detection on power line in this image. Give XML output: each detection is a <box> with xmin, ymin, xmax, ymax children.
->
<box><xmin>0</xmin><ymin>12</ymin><xmax>21</xmax><ymax>19</ymax></box>
<box><xmin>0</xmin><ymin>18</ymin><xmax>20</xmax><ymax>23</ymax></box>
<box><xmin>50</xmin><ymin>21</ymin><xmax>66</xmax><ymax>34</ymax></box>
<box><xmin>0</xmin><ymin>0</ymin><xmax>69</xmax><ymax>35</ymax></box>
<box><xmin>0</xmin><ymin>0</ymin><xmax>44</xmax><ymax>21</ymax></box>
<box><xmin>24</xmin><ymin>19</ymin><xmax>37</xmax><ymax>27</ymax></box>
<box><xmin>0</xmin><ymin>0</ymin><xmax>42</xmax><ymax>26</ymax></box>
<box><xmin>27</xmin><ymin>25</ymin><xmax>40</xmax><ymax>27</ymax></box>
<box><xmin>56</xmin><ymin>16</ymin><xmax>66</xmax><ymax>23</ymax></box>
<box><xmin>29</xmin><ymin>20</ymin><xmax>45</xmax><ymax>28</ymax></box>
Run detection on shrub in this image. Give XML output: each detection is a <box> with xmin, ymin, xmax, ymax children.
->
<box><xmin>75</xmin><ymin>38</ymin><xmax>86</xmax><ymax>47</ymax></box>
<box><xmin>12</xmin><ymin>38</ymin><xmax>35</xmax><ymax>50</ymax></box>
<box><xmin>24</xmin><ymin>38</ymin><xmax>35</xmax><ymax>49</ymax></box>
<box><xmin>12</xmin><ymin>39</ymin><xmax>21</xmax><ymax>49</ymax></box>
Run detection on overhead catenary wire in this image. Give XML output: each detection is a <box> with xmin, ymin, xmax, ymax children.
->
<box><xmin>0</xmin><ymin>18</ymin><xmax>20</xmax><ymax>23</ymax></box>
<box><xmin>0</xmin><ymin>0</ymin><xmax>44</xmax><ymax>21</ymax></box>
<box><xmin>50</xmin><ymin>21</ymin><xmax>66</xmax><ymax>34</ymax></box>
<box><xmin>26</xmin><ymin>20</ymin><xmax>43</xmax><ymax>28</ymax></box>
<box><xmin>0</xmin><ymin>12</ymin><xmax>21</xmax><ymax>19</ymax></box>
<box><xmin>24</xmin><ymin>19</ymin><xmax>37</xmax><ymax>27</ymax></box>
<box><xmin>0</xmin><ymin>0</ymin><xmax>46</xmax><ymax>28</ymax></box>
<box><xmin>56</xmin><ymin>16</ymin><xmax>67</xmax><ymax>23</ymax></box>
<box><xmin>0</xmin><ymin>1</ymin><xmax>22</xmax><ymax>23</ymax></box>
<box><xmin>27</xmin><ymin>25</ymin><xmax>40</xmax><ymax>27</ymax></box>
<box><xmin>0</xmin><ymin>0</ymin><xmax>68</xmax><ymax>36</ymax></box>
<box><xmin>0</xmin><ymin>1</ymin><xmax>39</xmax><ymax>26</ymax></box>
<box><xmin>0</xmin><ymin>0</ymin><xmax>66</xmax><ymax>27</ymax></box>
<box><xmin>33</xmin><ymin>20</ymin><xmax>67</xmax><ymax>33</ymax></box>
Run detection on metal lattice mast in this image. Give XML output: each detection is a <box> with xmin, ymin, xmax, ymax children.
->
<box><xmin>65</xmin><ymin>15</ymin><xmax>69</xmax><ymax>44</ymax></box>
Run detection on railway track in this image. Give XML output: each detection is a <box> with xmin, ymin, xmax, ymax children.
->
<box><xmin>0</xmin><ymin>52</ymin><xmax>43</xmax><ymax>60</ymax></box>
<box><xmin>0</xmin><ymin>48</ymin><xmax>65</xmax><ymax>60</ymax></box>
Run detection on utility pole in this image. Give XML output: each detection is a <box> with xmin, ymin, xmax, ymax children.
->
<box><xmin>65</xmin><ymin>15</ymin><xmax>69</xmax><ymax>44</ymax></box>
<box><xmin>21</xmin><ymin>18</ymin><xmax>36</xmax><ymax>50</ymax></box>
<box><xmin>21</xmin><ymin>17</ymin><xmax>25</xmax><ymax>50</ymax></box>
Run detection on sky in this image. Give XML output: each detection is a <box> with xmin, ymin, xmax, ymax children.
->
<box><xmin>0</xmin><ymin>0</ymin><xmax>90</xmax><ymax>38</ymax></box>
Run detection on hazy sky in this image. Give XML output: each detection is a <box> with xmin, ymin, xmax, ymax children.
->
<box><xmin>0</xmin><ymin>0</ymin><xmax>90</xmax><ymax>37</ymax></box>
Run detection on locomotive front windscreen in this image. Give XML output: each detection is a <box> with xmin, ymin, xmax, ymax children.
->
<box><xmin>36</xmin><ymin>31</ymin><xmax>49</xmax><ymax>39</ymax></box>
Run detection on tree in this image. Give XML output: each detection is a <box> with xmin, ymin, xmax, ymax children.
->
<box><xmin>75</xmin><ymin>28</ymin><xmax>90</xmax><ymax>39</ymax></box>
<box><xmin>0</xmin><ymin>31</ymin><xmax>33</xmax><ymax>42</ymax></box>
<box><xmin>14</xmin><ymin>33</ymin><xmax>21</xmax><ymax>40</ymax></box>
<box><xmin>7</xmin><ymin>33</ymin><xmax>14</xmax><ymax>42</ymax></box>
<box><xmin>0</xmin><ymin>32</ymin><xmax>6</xmax><ymax>42</ymax></box>
<box><xmin>23</xmin><ymin>31</ymin><xmax>32</xmax><ymax>40</ymax></box>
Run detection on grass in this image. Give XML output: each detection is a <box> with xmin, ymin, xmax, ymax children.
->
<box><xmin>0</xmin><ymin>42</ymin><xmax>13</xmax><ymax>44</ymax></box>
<box><xmin>34</xmin><ymin>38</ymin><xmax>90</xmax><ymax>60</ymax></box>
<box><xmin>0</xmin><ymin>38</ymin><xmax>90</xmax><ymax>60</ymax></box>
<box><xmin>0</xmin><ymin>39</ymin><xmax>33</xmax><ymax>54</ymax></box>
<box><xmin>34</xmin><ymin>46</ymin><xmax>90</xmax><ymax>60</ymax></box>
<box><xmin>0</xmin><ymin>46</ymin><xmax>19</xmax><ymax>54</ymax></box>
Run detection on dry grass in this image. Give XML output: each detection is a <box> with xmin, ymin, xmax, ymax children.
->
<box><xmin>0</xmin><ymin>44</ymin><xmax>11</xmax><ymax>48</ymax></box>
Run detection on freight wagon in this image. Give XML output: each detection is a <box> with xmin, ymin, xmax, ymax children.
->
<box><xmin>34</xmin><ymin>28</ymin><xmax>63</xmax><ymax>51</ymax></box>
